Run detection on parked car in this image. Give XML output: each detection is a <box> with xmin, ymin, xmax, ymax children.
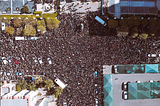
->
<box><xmin>38</xmin><ymin>58</ymin><xmax>43</xmax><ymax>64</ymax></box>
<box><xmin>63</xmin><ymin>101</ymin><xmax>67</xmax><ymax>106</ymax></box>
<box><xmin>122</xmin><ymin>81</ymin><xmax>130</xmax><ymax>91</ymax></box>
<box><xmin>95</xmin><ymin>99</ymin><xmax>98</xmax><ymax>106</ymax></box>
<box><xmin>47</xmin><ymin>57</ymin><xmax>52</xmax><ymax>64</ymax></box>
<box><xmin>7</xmin><ymin>56</ymin><xmax>13</xmax><ymax>65</ymax></box>
<box><xmin>12</xmin><ymin>57</ymin><xmax>18</xmax><ymax>64</ymax></box>
<box><xmin>94</xmin><ymin>71</ymin><xmax>97</xmax><ymax>77</ymax></box>
<box><xmin>33</xmin><ymin>57</ymin><xmax>38</xmax><ymax>64</ymax></box>
<box><xmin>2</xmin><ymin>57</ymin><xmax>8</xmax><ymax>64</ymax></box>
<box><xmin>95</xmin><ymin>89</ymin><xmax>98</xmax><ymax>94</ymax></box>
<box><xmin>122</xmin><ymin>91</ymin><xmax>128</xmax><ymax>100</ymax></box>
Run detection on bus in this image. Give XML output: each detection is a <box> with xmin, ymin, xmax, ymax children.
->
<box><xmin>95</xmin><ymin>16</ymin><xmax>107</xmax><ymax>26</ymax></box>
<box><xmin>54</xmin><ymin>78</ymin><xmax>67</xmax><ymax>89</ymax></box>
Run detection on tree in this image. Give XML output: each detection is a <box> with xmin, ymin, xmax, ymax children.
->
<box><xmin>108</xmin><ymin>20</ymin><xmax>118</xmax><ymax>29</ymax></box>
<box><xmin>46</xmin><ymin>18</ymin><xmax>60</xmax><ymax>30</ymax></box>
<box><xmin>37</xmin><ymin>20</ymin><xmax>46</xmax><ymax>35</ymax></box>
<box><xmin>37</xmin><ymin>25</ymin><xmax>46</xmax><ymax>35</ymax></box>
<box><xmin>55</xmin><ymin>87</ymin><xmax>63</xmax><ymax>98</ymax></box>
<box><xmin>16</xmin><ymin>84</ymin><xmax>21</xmax><ymax>91</ymax></box>
<box><xmin>23</xmin><ymin>24</ymin><xmax>36</xmax><ymax>36</ymax></box>
<box><xmin>127</xmin><ymin>16</ymin><xmax>141</xmax><ymax>27</ymax></box>
<box><xmin>119</xmin><ymin>18</ymin><xmax>128</xmax><ymax>26</ymax></box>
<box><xmin>117</xmin><ymin>26</ymin><xmax>129</xmax><ymax>37</ymax></box>
<box><xmin>13</xmin><ymin>18</ymin><xmax>22</xmax><ymax>28</ymax></box>
<box><xmin>4</xmin><ymin>26</ymin><xmax>15</xmax><ymax>35</ymax></box>
<box><xmin>141</xmin><ymin>19</ymin><xmax>148</xmax><ymax>27</ymax></box>
<box><xmin>131</xmin><ymin>27</ymin><xmax>139</xmax><ymax>38</ymax></box>
<box><xmin>27</xmin><ymin>83</ymin><xmax>37</xmax><ymax>91</ymax></box>
<box><xmin>148</xmin><ymin>18</ymin><xmax>157</xmax><ymax>27</ymax></box>
<box><xmin>149</xmin><ymin>27</ymin><xmax>157</xmax><ymax>36</ymax></box>
<box><xmin>15</xmin><ymin>27</ymin><xmax>23</xmax><ymax>35</ymax></box>
<box><xmin>17</xmin><ymin>80</ymin><xmax>28</xmax><ymax>90</ymax></box>
<box><xmin>117</xmin><ymin>26</ymin><xmax>129</xmax><ymax>32</ymax></box>
<box><xmin>1</xmin><ymin>17</ymin><xmax>11</xmax><ymax>25</ymax></box>
<box><xmin>23</xmin><ymin>17</ymin><xmax>37</xmax><ymax>26</ymax></box>
<box><xmin>21</xmin><ymin>5</ymin><xmax>29</xmax><ymax>14</ymax></box>
<box><xmin>44</xmin><ymin>79</ymin><xmax>53</xmax><ymax>91</ymax></box>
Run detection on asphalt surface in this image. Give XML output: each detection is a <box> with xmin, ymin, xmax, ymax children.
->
<box><xmin>112</xmin><ymin>74</ymin><xmax>160</xmax><ymax>106</ymax></box>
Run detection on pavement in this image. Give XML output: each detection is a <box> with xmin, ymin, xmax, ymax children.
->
<box><xmin>112</xmin><ymin>74</ymin><xmax>160</xmax><ymax>106</ymax></box>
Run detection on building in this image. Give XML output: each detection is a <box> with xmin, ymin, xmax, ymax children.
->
<box><xmin>1</xmin><ymin>81</ymin><xmax>16</xmax><ymax>96</ymax></box>
<box><xmin>0</xmin><ymin>0</ymin><xmax>34</xmax><ymax>15</ymax></box>
<box><xmin>103</xmin><ymin>64</ymin><xmax>160</xmax><ymax>106</ymax></box>
<box><xmin>108</xmin><ymin>0</ymin><xmax>160</xmax><ymax>18</ymax></box>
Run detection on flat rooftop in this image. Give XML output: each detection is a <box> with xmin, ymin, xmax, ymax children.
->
<box><xmin>112</xmin><ymin>74</ymin><xmax>160</xmax><ymax>106</ymax></box>
<box><xmin>108</xmin><ymin>0</ymin><xmax>159</xmax><ymax>18</ymax></box>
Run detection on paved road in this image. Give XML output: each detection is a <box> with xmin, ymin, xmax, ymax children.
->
<box><xmin>112</xmin><ymin>74</ymin><xmax>160</xmax><ymax>106</ymax></box>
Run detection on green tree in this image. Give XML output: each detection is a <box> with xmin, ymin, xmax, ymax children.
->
<box><xmin>4</xmin><ymin>26</ymin><xmax>15</xmax><ymax>35</ymax></box>
<box><xmin>119</xmin><ymin>18</ymin><xmax>128</xmax><ymax>26</ymax></box>
<box><xmin>27</xmin><ymin>83</ymin><xmax>37</xmax><ymax>91</ymax></box>
<box><xmin>131</xmin><ymin>27</ymin><xmax>139</xmax><ymax>38</ymax></box>
<box><xmin>1</xmin><ymin>17</ymin><xmax>11</xmax><ymax>25</ymax></box>
<box><xmin>108</xmin><ymin>20</ymin><xmax>118</xmax><ymax>29</ymax></box>
<box><xmin>16</xmin><ymin>84</ymin><xmax>21</xmax><ymax>91</ymax></box>
<box><xmin>117</xmin><ymin>26</ymin><xmax>129</xmax><ymax>32</ymax></box>
<box><xmin>23</xmin><ymin>24</ymin><xmax>36</xmax><ymax>36</ymax></box>
<box><xmin>37</xmin><ymin>20</ymin><xmax>46</xmax><ymax>35</ymax></box>
<box><xmin>15</xmin><ymin>27</ymin><xmax>23</xmax><ymax>35</ymax></box>
<box><xmin>23</xmin><ymin>17</ymin><xmax>37</xmax><ymax>26</ymax></box>
<box><xmin>13</xmin><ymin>18</ymin><xmax>22</xmax><ymax>28</ymax></box>
<box><xmin>44</xmin><ymin>79</ymin><xmax>53</xmax><ymax>91</ymax></box>
<box><xmin>37</xmin><ymin>25</ymin><xmax>46</xmax><ymax>35</ymax></box>
<box><xmin>141</xmin><ymin>19</ymin><xmax>148</xmax><ymax>27</ymax></box>
<box><xmin>46</xmin><ymin>18</ymin><xmax>60</xmax><ymax>30</ymax></box>
<box><xmin>149</xmin><ymin>18</ymin><xmax>157</xmax><ymax>27</ymax></box>
<box><xmin>21</xmin><ymin>5</ymin><xmax>29</xmax><ymax>13</ymax></box>
<box><xmin>17</xmin><ymin>80</ymin><xmax>28</xmax><ymax>90</ymax></box>
<box><xmin>127</xmin><ymin>16</ymin><xmax>141</xmax><ymax>27</ymax></box>
<box><xmin>55</xmin><ymin>87</ymin><xmax>63</xmax><ymax>98</ymax></box>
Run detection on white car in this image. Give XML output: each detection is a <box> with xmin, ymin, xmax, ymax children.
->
<box><xmin>38</xmin><ymin>58</ymin><xmax>43</xmax><ymax>64</ymax></box>
<box><xmin>95</xmin><ymin>99</ymin><xmax>98</xmax><ymax>106</ymax></box>
<box><xmin>47</xmin><ymin>58</ymin><xmax>52</xmax><ymax>64</ymax></box>
<box><xmin>33</xmin><ymin>57</ymin><xmax>38</xmax><ymax>64</ymax></box>
<box><xmin>63</xmin><ymin>102</ymin><xmax>67</xmax><ymax>106</ymax></box>
<box><xmin>123</xmin><ymin>91</ymin><xmax>128</xmax><ymax>100</ymax></box>
<box><xmin>2</xmin><ymin>57</ymin><xmax>8</xmax><ymax>64</ymax></box>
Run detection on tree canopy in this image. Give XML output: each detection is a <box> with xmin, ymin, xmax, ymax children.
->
<box><xmin>13</xmin><ymin>18</ymin><xmax>22</xmax><ymax>28</ymax></box>
<box><xmin>108</xmin><ymin>20</ymin><xmax>118</xmax><ymax>29</ymax></box>
<box><xmin>23</xmin><ymin>24</ymin><xmax>36</xmax><ymax>36</ymax></box>
<box><xmin>46</xmin><ymin>18</ymin><xmax>60</xmax><ymax>30</ymax></box>
<box><xmin>55</xmin><ymin>87</ymin><xmax>63</xmax><ymax>98</ymax></box>
<box><xmin>21</xmin><ymin>6</ymin><xmax>29</xmax><ymax>14</ymax></box>
<box><xmin>44</xmin><ymin>79</ymin><xmax>53</xmax><ymax>91</ymax></box>
<box><xmin>4</xmin><ymin>26</ymin><xmax>15</xmax><ymax>35</ymax></box>
<box><xmin>141</xmin><ymin>19</ymin><xmax>148</xmax><ymax>27</ymax></box>
<box><xmin>148</xmin><ymin>18</ymin><xmax>157</xmax><ymax>27</ymax></box>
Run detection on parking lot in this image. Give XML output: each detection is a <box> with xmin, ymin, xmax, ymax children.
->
<box><xmin>112</xmin><ymin>74</ymin><xmax>160</xmax><ymax>106</ymax></box>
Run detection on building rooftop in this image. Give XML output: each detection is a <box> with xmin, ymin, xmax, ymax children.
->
<box><xmin>108</xmin><ymin>0</ymin><xmax>160</xmax><ymax>18</ymax></box>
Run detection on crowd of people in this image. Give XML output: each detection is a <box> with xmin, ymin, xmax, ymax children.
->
<box><xmin>1</xmin><ymin>12</ymin><xmax>160</xmax><ymax>105</ymax></box>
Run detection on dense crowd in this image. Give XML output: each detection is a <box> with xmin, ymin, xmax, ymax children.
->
<box><xmin>1</xmin><ymin>12</ymin><xmax>160</xmax><ymax>105</ymax></box>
